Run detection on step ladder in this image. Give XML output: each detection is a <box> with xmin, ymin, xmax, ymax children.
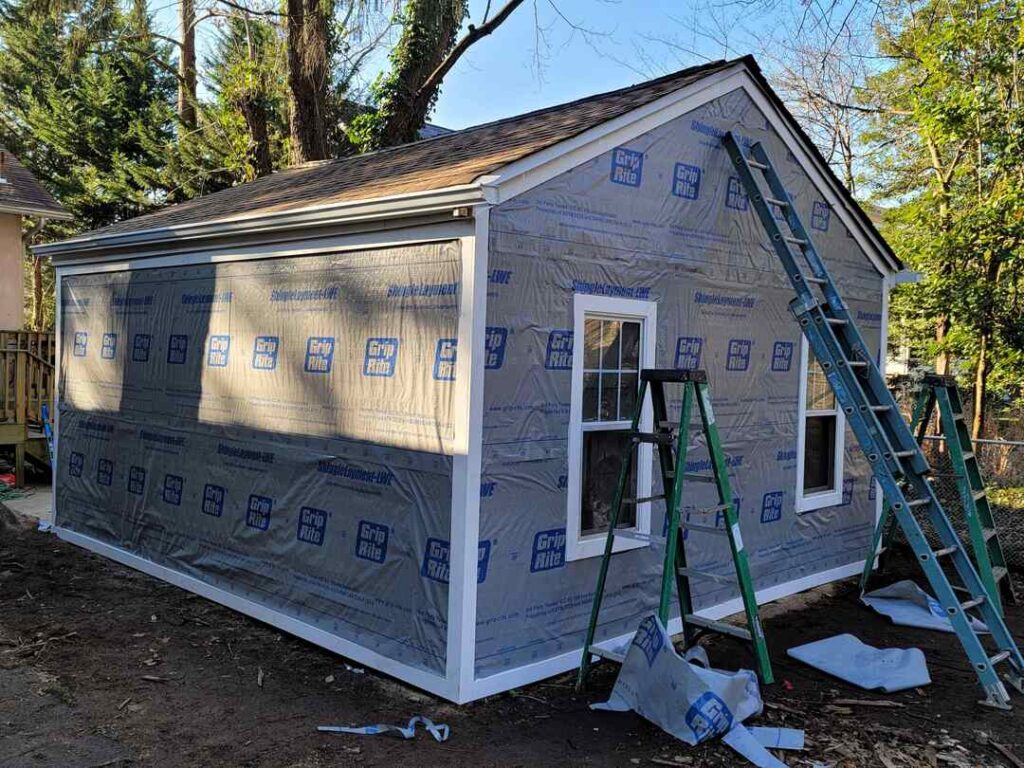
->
<box><xmin>576</xmin><ymin>369</ymin><xmax>773</xmax><ymax>691</ymax></box>
<box><xmin>724</xmin><ymin>131</ymin><xmax>1024</xmax><ymax>709</ymax></box>
<box><xmin>862</xmin><ymin>374</ymin><xmax>1017</xmax><ymax>614</ymax></box>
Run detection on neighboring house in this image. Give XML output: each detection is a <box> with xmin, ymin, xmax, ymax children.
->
<box><xmin>0</xmin><ymin>149</ymin><xmax>70</xmax><ymax>328</ymax></box>
<box><xmin>38</xmin><ymin>55</ymin><xmax>907</xmax><ymax>704</ymax></box>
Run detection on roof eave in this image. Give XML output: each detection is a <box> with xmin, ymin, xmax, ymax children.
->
<box><xmin>0</xmin><ymin>203</ymin><xmax>72</xmax><ymax>220</ymax></box>
<box><xmin>35</xmin><ymin>184</ymin><xmax>486</xmax><ymax>261</ymax></box>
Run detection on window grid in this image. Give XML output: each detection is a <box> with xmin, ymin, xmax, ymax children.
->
<box><xmin>582</xmin><ymin>317</ymin><xmax>640</xmax><ymax>424</ymax></box>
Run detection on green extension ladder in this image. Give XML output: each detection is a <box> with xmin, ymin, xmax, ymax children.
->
<box><xmin>724</xmin><ymin>131</ymin><xmax>1024</xmax><ymax>708</ymax></box>
<box><xmin>575</xmin><ymin>369</ymin><xmax>773</xmax><ymax>691</ymax></box>
<box><xmin>861</xmin><ymin>374</ymin><xmax>1017</xmax><ymax>614</ymax></box>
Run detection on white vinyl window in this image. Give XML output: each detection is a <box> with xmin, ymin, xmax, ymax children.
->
<box><xmin>796</xmin><ymin>336</ymin><xmax>845</xmax><ymax>512</ymax></box>
<box><xmin>567</xmin><ymin>295</ymin><xmax>656</xmax><ymax>560</ymax></box>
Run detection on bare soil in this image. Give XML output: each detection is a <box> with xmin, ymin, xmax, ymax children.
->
<box><xmin>2</xmin><ymin>511</ymin><xmax>1023</xmax><ymax>768</ymax></box>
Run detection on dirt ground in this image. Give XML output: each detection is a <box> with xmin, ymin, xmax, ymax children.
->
<box><xmin>2</xmin><ymin>510</ymin><xmax>1024</xmax><ymax>768</ymax></box>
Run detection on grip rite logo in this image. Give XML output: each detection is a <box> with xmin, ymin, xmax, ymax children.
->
<box><xmin>246</xmin><ymin>495</ymin><xmax>273</xmax><ymax>530</ymax></box>
<box><xmin>132</xmin><ymin>334</ymin><xmax>151</xmax><ymax>362</ymax></box>
<box><xmin>432</xmin><ymin>338</ymin><xmax>457</xmax><ymax>382</ymax></box>
<box><xmin>207</xmin><ymin>335</ymin><xmax>230</xmax><ymax>368</ymax></box>
<box><xmin>544</xmin><ymin>331</ymin><xmax>573</xmax><ymax>370</ymax></box>
<box><xmin>771</xmin><ymin>341</ymin><xmax>794</xmax><ymax>372</ymax></box>
<box><xmin>355</xmin><ymin>520</ymin><xmax>389</xmax><ymax>563</ymax></box>
<box><xmin>632</xmin><ymin>616</ymin><xmax>664</xmax><ymax>667</ymax></box>
<box><xmin>252</xmin><ymin>336</ymin><xmax>279</xmax><ymax>370</ymax></box>
<box><xmin>96</xmin><ymin>458</ymin><xmax>113</xmax><ymax>486</ymax></box>
<box><xmin>101</xmin><ymin>333</ymin><xmax>117</xmax><ymax>360</ymax></box>
<box><xmin>297</xmin><ymin>506</ymin><xmax>328</xmax><ymax>545</ymax></box>
<box><xmin>69</xmin><ymin>451</ymin><xmax>84</xmax><ymax>477</ymax></box>
<box><xmin>128</xmin><ymin>466</ymin><xmax>146</xmax><ymax>495</ymax></box>
<box><xmin>72</xmin><ymin>331</ymin><xmax>88</xmax><ymax>357</ymax></box>
<box><xmin>726</xmin><ymin>339</ymin><xmax>752</xmax><ymax>371</ymax></box>
<box><xmin>674</xmin><ymin>336</ymin><xmax>703</xmax><ymax>370</ymax></box>
<box><xmin>363</xmin><ymin>337</ymin><xmax>399</xmax><ymax>377</ymax></box>
<box><xmin>202</xmin><ymin>484</ymin><xmax>225</xmax><ymax>517</ymax></box>
<box><xmin>304</xmin><ymin>336</ymin><xmax>335</xmax><ymax>374</ymax></box>
<box><xmin>530</xmin><ymin>528</ymin><xmax>566</xmax><ymax>572</ymax></box>
<box><xmin>167</xmin><ymin>334</ymin><xmax>188</xmax><ymax>365</ymax></box>
<box><xmin>610</xmin><ymin>146</ymin><xmax>644</xmax><ymax>187</ymax></box>
<box><xmin>761</xmin><ymin>491</ymin><xmax>784</xmax><ymax>523</ymax></box>
<box><xmin>485</xmin><ymin>327</ymin><xmax>508</xmax><ymax>370</ymax></box>
<box><xmin>421</xmin><ymin>538</ymin><xmax>491</xmax><ymax>584</ymax></box>
<box><xmin>162</xmin><ymin>474</ymin><xmax>184</xmax><ymax>506</ymax></box>
<box><xmin>672</xmin><ymin>163</ymin><xmax>702</xmax><ymax>200</ymax></box>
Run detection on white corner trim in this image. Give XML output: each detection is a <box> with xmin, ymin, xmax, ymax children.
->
<box><xmin>565</xmin><ymin>295</ymin><xmax>656</xmax><ymax>562</ymax></box>
<box><xmin>55</xmin><ymin>527</ymin><xmax>457</xmax><ymax>700</ymax></box>
<box><xmin>447</xmin><ymin>206</ymin><xmax>489</xmax><ymax>700</ymax></box>
<box><xmin>465</xmin><ymin>558</ymin><xmax>866</xmax><ymax>702</ymax></box>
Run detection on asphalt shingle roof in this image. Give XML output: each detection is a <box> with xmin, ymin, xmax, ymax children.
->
<box><xmin>0</xmin><ymin>149</ymin><xmax>69</xmax><ymax>219</ymax></box>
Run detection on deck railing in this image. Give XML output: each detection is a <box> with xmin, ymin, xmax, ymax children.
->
<box><xmin>1</xmin><ymin>330</ymin><xmax>55</xmax><ymax>428</ymax></box>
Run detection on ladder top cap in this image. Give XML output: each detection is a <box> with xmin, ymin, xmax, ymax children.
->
<box><xmin>922</xmin><ymin>373</ymin><xmax>958</xmax><ymax>386</ymax></box>
<box><xmin>641</xmin><ymin>368</ymin><xmax>708</xmax><ymax>383</ymax></box>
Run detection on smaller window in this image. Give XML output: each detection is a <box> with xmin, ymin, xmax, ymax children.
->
<box><xmin>567</xmin><ymin>296</ymin><xmax>656</xmax><ymax>561</ymax></box>
<box><xmin>796</xmin><ymin>339</ymin><xmax>845</xmax><ymax>512</ymax></box>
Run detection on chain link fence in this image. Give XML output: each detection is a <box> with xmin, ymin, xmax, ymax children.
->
<box><xmin>888</xmin><ymin>380</ymin><xmax>1024</xmax><ymax>569</ymax></box>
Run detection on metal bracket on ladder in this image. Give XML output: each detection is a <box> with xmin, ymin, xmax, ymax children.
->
<box><xmin>576</xmin><ymin>368</ymin><xmax>774</xmax><ymax>692</ymax></box>
<box><xmin>723</xmin><ymin>130</ymin><xmax>1024</xmax><ymax>709</ymax></box>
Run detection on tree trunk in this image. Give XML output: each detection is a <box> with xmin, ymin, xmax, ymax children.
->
<box><xmin>287</xmin><ymin>0</ymin><xmax>331</xmax><ymax>164</ymax></box>
<box><xmin>178</xmin><ymin>0</ymin><xmax>197</xmax><ymax>129</ymax></box>
<box><xmin>972</xmin><ymin>330</ymin><xmax>989</xmax><ymax>440</ymax></box>
<box><xmin>935</xmin><ymin>314</ymin><xmax>951</xmax><ymax>375</ymax></box>
<box><xmin>239</xmin><ymin>96</ymin><xmax>273</xmax><ymax>178</ymax></box>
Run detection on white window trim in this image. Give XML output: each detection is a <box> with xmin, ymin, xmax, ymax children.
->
<box><xmin>566</xmin><ymin>294</ymin><xmax>656</xmax><ymax>561</ymax></box>
<box><xmin>795</xmin><ymin>335</ymin><xmax>845</xmax><ymax>513</ymax></box>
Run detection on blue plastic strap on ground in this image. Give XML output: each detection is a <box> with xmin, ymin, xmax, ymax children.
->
<box><xmin>318</xmin><ymin>716</ymin><xmax>450</xmax><ymax>742</ymax></box>
<box><xmin>721</xmin><ymin>725</ymin><xmax>791</xmax><ymax>767</ymax></box>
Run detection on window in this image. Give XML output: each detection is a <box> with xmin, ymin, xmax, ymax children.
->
<box><xmin>567</xmin><ymin>295</ymin><xmax>656</xmax><ymax>560</ymax></box>
<box><xmin>796</xmin><ymin>337</ymin><xmax>845</xmax><ymax>512</ymax></box>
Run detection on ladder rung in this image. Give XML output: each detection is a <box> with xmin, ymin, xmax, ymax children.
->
<box><xmin>894</xmin><ymin>450</ymin><xmax>917</xmax><ymax>458</ymax></box>
<box><xmin>784</xmin><ymin>236</ymin><xmax>806</xmax><ymax>246</ymax></box>
<box><xmin>907</xmin><ymin>498</ymin><xmax>930</xmax><ymax>508</ymax></box>
<box><xmin>747</xmin><ymin>159</ymin><xmax>768</xmax><ymax>170</ymax></box>
<box><xmin>587</xmin><ymin>645</ymin><xmax>626</xmax><ymax>664</ymax></box>
<box><xmin>684</xmin><ymin>614</ymin><xmax>751</xmax><ymax>641</ymax></box>
<box><xmin>678</xmin><ymin>567</ymin><xmax>736</xmax><ymax>586</ymax></box>
<box><xmin>826</xmin><ymin>317</ymin><xmax>848</xmax><ymax>326</ymax></box>
<box><xmin>972</xmin><ymin>490</ymin><xmax>986</xmax><ymax>502</ymax></box>
<box><xmin>983</xmin><ymin>527</ymin><xmax>997</xmax><ymax>542</ymax></box>
<box><xmin>989</xmin><ymin>650</ymin><xmax>1012</xmax><ymax>667</ymax></box>
<box><xmin>934</xmin><ymin>545</ymin><xmax>958</xmax><ymax>558</ymax></box>
<box><xmin>953</xmin><ymin>412</ymin><xmax>965</xmax><ymax>421</ymax></box>
<box><xmin>696</xmin><ymin>503</ymin><xmax>731</xmax><ymax>515</ymax></box>
<box><xmin>682</xmin><ymin>521</ymin><xmax>727</xmax><ymax>536</ymax></box>
<box><xmin>960</xmin><ymin>596</ymin><xmax>986</xmax><ymax>612</ymax></box>
<box><xmin>765</xmin><ymin>197</ymin><xmax>789</xmax><ymax>208</ymax></box>
<box><xmin>871</xmin><ymin>404</ymin><xmax>891</xmax><ymax>412</ymax></box>
<box><xmin>845</xmin><ymin>359</ymin><xmax>868</xmax><ymax>368</ymax></box>
<box><xmin>614</xmin><ymin>529</ymin><xmax>664</xmax><ymax>545</ymax></box>
<box><xmin>632</xmin><ymin>432</ymin><xmax>673</xmax><ymax>445</ymax></box>
<box><xmin>805</xmin><ymin>275</ymin><xmax>827</xmax><ymax>285</ymax></box>
<box><xmin>963</xmin><ymin>451</ymin><xmax>975</xmax><ymax>460</ymax></box>
<box><xmin>625</xmin><ymin>494</ymin><xmax>666</xmax><ymax>505</ymax></box>
<box><xmin>992</xmin><ymin>566</ymin><xmax>1008</xmax><ymax>582</ymax></box>
<box><xmin>682</xmin><ymin>472</ymin><xmax>716</xmax><ymax>483</ymax></box>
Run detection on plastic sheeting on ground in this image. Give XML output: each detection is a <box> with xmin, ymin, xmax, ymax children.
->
<box><xmin>592</xmin><ymin>614</ymin><xmax>802</xmax><ymax>767</ymax></box>
<box><xmin>862</xmin><ymin>580</ymin><xmax>989</xmax><ymax>635</ymax></box>
<box><xmin>318</xmin><ymin>716</ymin><xmax>449</xmax><ymax>742</ymax></box>
<box><xmin>787</xmin><ymin>633</ymin><xmax>931</xmax><ymax>692</ymax></box>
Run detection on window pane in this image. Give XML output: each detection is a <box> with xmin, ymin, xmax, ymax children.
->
<box><xmin>619</xmin><ymin>372</ymin><xmax>638</xmax><ymax>421</ymax></box>
<box><xmin>581</xmin><ymin>430</ymin><xmax>637</xmax><ymax>536</ymax></box>
<box><xmin>600</xmin><ymin>372</ymin><xmax>618</xmax><ymax>420</ymax></box>
<box><xmin>621</xmin><ymin>321</ymin><xmax>640</xmax><ymax>369</ymax></box>
<box><xmin>583</xmin><ymin>372</ymin><xmax>599</xmax><ymax>422</ymax></box>
<box><xmin>600</xmin><ymin>320</ymin><xmax>621</xmax><ymax>369</ymax></box>
<box><xmin>804</xmin><ymin>414</ymin><xmax>836</xmax><ymax>493</ymax></box>
<box><xmin>583</xmin><ymin>318</ymin><xmax>602</xmax><ymax>369</ymax></box>
<box><xmin>806</xmin><ymin>348</ymin><xmax>835</xmax><ymax>411</ymax></box>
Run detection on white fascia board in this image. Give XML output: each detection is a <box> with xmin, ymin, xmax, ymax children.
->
<box><xmin>0</xmin><ymin>204</ymin><xmax>71</xmax><ymax>220</ymax></box>
<box><xmin>479</xmin><ymin>65</ymin><xmax>899</xmax><ymax>278</ymax></box>
<box><xmin>465</xmin><ymin>558</ymin><xmax>866</xmax><ymax>702</ymax></box>
<box><xmin>35</xmin><ymin>184</ymin><xmax>485</xmax><ymax>260</ymax></box>
<box><xmin>55</xmin><ymin>528</ymin><xmax>457</xmax><ymax>700</ymax></box>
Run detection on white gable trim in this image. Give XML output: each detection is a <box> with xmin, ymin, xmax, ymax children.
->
<box><xmin>477</xmin><ymin>64</ymin><xmax>897</xmax><ymax>277</ymax></box>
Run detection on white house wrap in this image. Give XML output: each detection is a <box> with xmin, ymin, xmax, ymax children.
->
<box><xmin>39</xmin><ymin>56</ymin><xmax>905</xmax><ymax>703</ymax></box>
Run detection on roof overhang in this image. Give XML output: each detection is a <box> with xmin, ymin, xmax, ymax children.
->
<box><xmin>0</xmin><ymin>202</ymin><xmax>72</xmax><ymax>220</ymax></box>
<box><xmin>37</xmin><ymin>56</ymin><xmax>900</xmax><ymax>275</ymax></box>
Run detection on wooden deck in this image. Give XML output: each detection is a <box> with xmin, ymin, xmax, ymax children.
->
<box><xmin>1</xmin><ymin>330</ymin><xmax>54</xmax><ymax>486</ymax></box>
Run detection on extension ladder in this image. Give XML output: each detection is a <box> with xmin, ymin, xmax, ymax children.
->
<box><xmin>861</xmin><ymin>374</ymin><xmax>1017</xmax><ymax>614</ymax></box>
<box><xmin>724</xmin><ymin>131</ymin><xmax>1024</xmax><ymax>708</ymax></box>
<box><xmin>576</xmin><ymin>369</ymin><xmax>773</xmax><ymax>691</ymax></box>
<box><xmin>41</xmin><ymin>402</ymin><xmax>55</xmax><ymax>472</ymax></box>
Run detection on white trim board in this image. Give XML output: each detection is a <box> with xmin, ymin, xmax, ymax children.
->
<box><xmin>466</xmin><ymin>559</ymin><xmax>866</xmax><ymax>702</ymax></box>
<box><xmin>55</xmin><ymin>527</ymin><xmax>456</xmax><ymax>699</ymax></box>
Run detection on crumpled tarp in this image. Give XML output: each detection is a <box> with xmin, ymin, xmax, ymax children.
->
<box><xmin>862</xmin><ymin>580</ymin><xmax>989</xmax><ymax>634</ymax></box>
<box><xmin>787</xmin><ymin>633</ymin><xmax>931</xmax><ymax>692</ymax></box>
<box><xmin>592</xmin><ymin>614</ymin><xmax>801</xmax><ymax>767</ymax></box>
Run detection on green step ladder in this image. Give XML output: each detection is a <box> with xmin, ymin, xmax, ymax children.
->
<box><xmin>724</xmin><ymin>131</ymin><xmax>1024</xmax><ymax>708</ymax></box>
<box><xmin>576</xmin><ymin>368</ymin><xmax>774</xmax><ymax>691</ymax></box>
<box><xmin>861</xmin><ymin>374</ymin><xmax>1017</xmax><ymax>614</ymax></box>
